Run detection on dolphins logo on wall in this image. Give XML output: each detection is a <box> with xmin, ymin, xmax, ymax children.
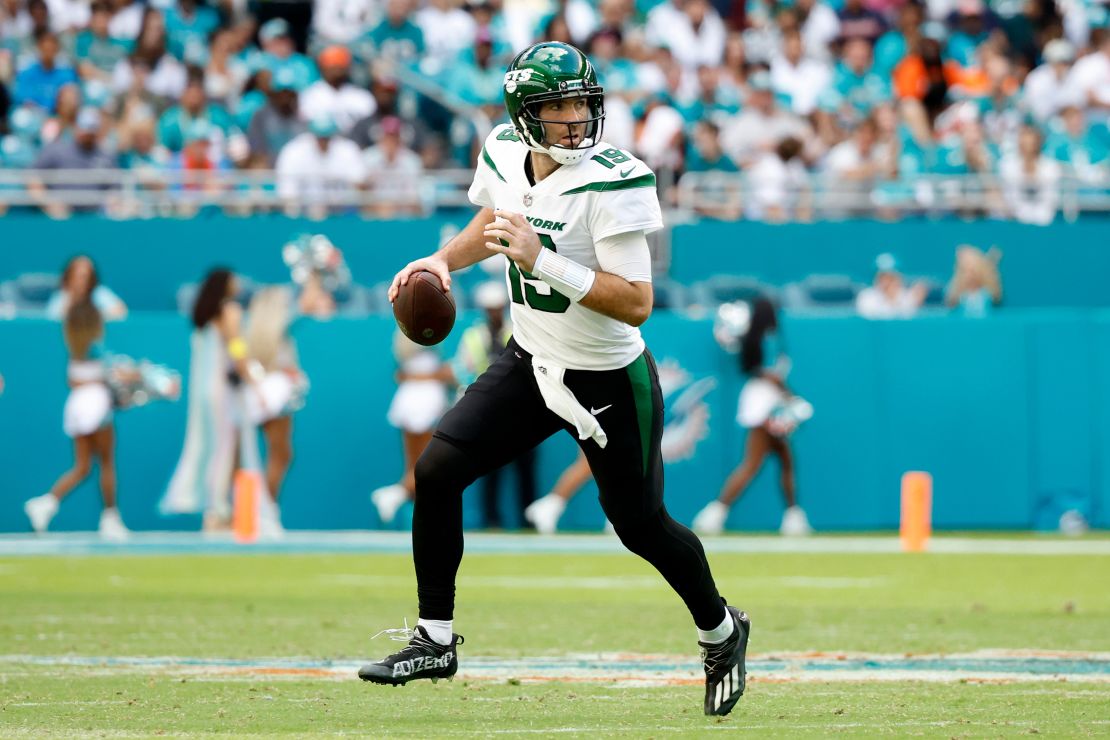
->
<box><xmin>657</xmin><ymin>359</ymin><xmax>717</xmax><ymax>463</ymax></box>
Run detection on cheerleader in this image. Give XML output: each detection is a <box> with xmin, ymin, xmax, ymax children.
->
<box><xmin>371</xmin><ymin>330</ymin><xmax>452</xmax><ymax>525</ymax></box>
<box><xmin>45</xmin><ymin>255</ymin><xmax>128</xmax><ymax>321</ymax></box>
<box><xmin>161</xmin><ymin>268</ymin><xmax>260</xmax><ymax>530</ymax></box>
<box><xmin>24</xmin><ymin>299</ymin><xmax>129</xmax><ymax>540</ymax></box>
<box><xmin>693</xmin><ymin>298</ymin><xmax>813</xmax><ymax>536</ymax></box>
<box><xmin>243</xmin><ymin>286</ymin><xmax>310</xmax><ymax>528</ymax></box>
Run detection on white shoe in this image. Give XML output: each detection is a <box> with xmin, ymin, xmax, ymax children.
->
<box><xmin>98</xmin><ymin>508</ymin><xmax>130</xmax><ymax>542</ymax></box>
<box><xmin>24</xmin><ymin>494</ymin><xmax>58</xmax><ymax>533</ymax></box>
<box><xmin>524</xmin><ymin>494</ymin><xmax>567</xmax><ymax>535</ymax></box>
<box><xmin>780</xmin><ymin>505</ymin><xmax>813</xmax><ymax>537</ymax></box>
<box><xmin>259</xmin><ymin>504</ymin><xmax>286</xmax><ymax>540</ymax></box>
<box><xmin>692</xmin><ymin>501</ymin><xmax>729</xmax><ymax>535</ymax></box>
<box><xmin>371</xmin><ymin>484</ymin><xmax>409</xmax><ymax>525</ymax></box>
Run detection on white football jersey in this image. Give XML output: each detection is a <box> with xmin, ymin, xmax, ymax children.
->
<box><xmin>468</xmin><ymin>123</ymin><xmax>664</xmax><ymax>371</ymax></box>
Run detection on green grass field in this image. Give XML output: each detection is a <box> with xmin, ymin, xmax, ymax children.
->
<box><xmin>2</xmin><ymin>539</ymin><xmax>1108</xmax><ymax>736</ymax></box>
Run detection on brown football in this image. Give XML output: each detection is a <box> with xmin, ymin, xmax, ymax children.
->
<box><xmin>393</xmin><ymin>270</ymin><xmax>456</xmax><ymax>346</ymax></box>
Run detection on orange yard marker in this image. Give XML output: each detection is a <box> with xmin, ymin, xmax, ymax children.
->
<box><xmin>900</xmin><ymin>472</ymin><xmax>932</xmax><ymax>552</ymax></box>
<box><xmin>233</xmin><ymin>470</ymin><xmax>262</xmax><ymax>544</ymax></box>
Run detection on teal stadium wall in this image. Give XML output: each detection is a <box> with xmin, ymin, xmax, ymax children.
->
<box><xmin>0</xmin><ymin>216</ymin><xmax>1107</xmax><ymax>532</ymax></box>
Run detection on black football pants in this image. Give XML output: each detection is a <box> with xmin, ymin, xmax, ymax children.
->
<box><xmin>411</xmin><ymin>338</ymin><xmax>726</xmax><ymax>630</ymax></box>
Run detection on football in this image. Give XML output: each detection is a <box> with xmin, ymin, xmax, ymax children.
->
<box><xmin>392</xmin><ymin>270</ymin><xmax>456</xmax><ymax>346</ymax></box>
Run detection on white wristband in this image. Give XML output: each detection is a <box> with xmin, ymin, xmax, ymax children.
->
<box><xmin>531</xmin><ymin>249</ymin><xmax>596</xmax><ymax>303</ymax></box>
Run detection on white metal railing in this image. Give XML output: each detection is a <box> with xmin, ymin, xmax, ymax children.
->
<box><xmin>674</xmin><ymin>171</ymin><xmax>1110</xmax><ymax>223</ymax></box>
<box><xmin>0</xmin><ymin>168</ymin><xmax>1108</xmax><ymax>221</ymax></box>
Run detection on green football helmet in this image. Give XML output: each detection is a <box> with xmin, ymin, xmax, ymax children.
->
<box><xmin>503</xmin><ymin>41</ymin><xmax>605</xmax><ymax>166</ymax></box>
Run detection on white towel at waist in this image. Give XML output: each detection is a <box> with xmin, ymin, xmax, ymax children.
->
<box><xmin>531</xmin><ymin>356</ymin><xmax>608</xmax><ymax>449</ymax></box>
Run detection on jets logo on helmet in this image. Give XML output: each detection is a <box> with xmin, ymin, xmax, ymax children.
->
<box><xmin>502</xmin><ymin>41</ymin><xmax>605</xmax><ymax>166</ymax></box>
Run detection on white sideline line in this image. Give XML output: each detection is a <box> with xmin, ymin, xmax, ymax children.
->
<box><xmin>0</xmin><ymin>531</ymin><xmax>1108</xmax><ymax>556</ymax></box>
<box><xmin>3</xmin><ymin>650</ymin><xmax>1107</xmax><ymax>686</ymax></box>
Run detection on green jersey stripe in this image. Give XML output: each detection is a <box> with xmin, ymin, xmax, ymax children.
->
<box><xmin>560</xmin><ymin>173</ymin><xmax>657</xmax><ymax>195</ymax></box>
<box><xmin>625</xmin><ymin>354</ymin><xmax>654</xmax><ymax>476</ymax></box>
<box><xmin>482</xmin><ymin>147</ymin><xmax>506</xmax><ymax>183</ymax></box>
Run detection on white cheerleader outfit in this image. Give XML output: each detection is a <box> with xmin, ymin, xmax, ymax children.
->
<box><xmin>387</xmin><ymin>350</ymin><xmax>449</xmax><ymax>434</ymax></box>
<box><xmin>63</xmin><ymin>354</ymin><xmax>113</xmax><ymax>438</ymax></box>
<box><xmin>736</xmin><ymin>332</ymin><xmax>790</xmax><ymax>429</ymax></box>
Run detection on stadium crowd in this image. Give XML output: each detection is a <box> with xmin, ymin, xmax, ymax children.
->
<box><xmin>0</xmin><ymin>0</ymin><xmax>1108</xmax><ymax>220</ymax></box>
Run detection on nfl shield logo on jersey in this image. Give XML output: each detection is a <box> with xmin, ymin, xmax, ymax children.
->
<box><xmin>523</xmin><ymin>193</ymin><xmax>533</xmax><ymax>207</ymax></box>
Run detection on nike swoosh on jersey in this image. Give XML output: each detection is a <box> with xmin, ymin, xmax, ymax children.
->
<box><xmin>620</xmin><ymin>167</ymin><xmax>635</xmax><ymax>178</ymax></box>
<box><xmin>590</xmin><ymin>405</ymin><xmax>612</xmax><ymax>416</ymax></box>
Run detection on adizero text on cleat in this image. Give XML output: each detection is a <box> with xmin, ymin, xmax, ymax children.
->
<box><xmin>358</xmin><ymin>625</ymin><xmax>464</xmax><ymax>686</ymax></box>
<box><xmin>700</xmin><ymin>606</ymin><xmax>751</xmax><ymax>716</ymax></box>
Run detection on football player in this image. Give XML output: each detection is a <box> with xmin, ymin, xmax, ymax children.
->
<box><xmin>360</xmin><ymin>41</ymin><xmax>750</xmax><ymax>716</ymax></box>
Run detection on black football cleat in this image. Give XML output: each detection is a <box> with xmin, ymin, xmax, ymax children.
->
<box><xmin>700</xmin><ymin>606</ymin><xmax>751</xmax><ymax>716</ymax></box>
<box><xmin>358</xmin><ymin>625</ymin><xmax>464</xmax><ymax>686</ymax></box>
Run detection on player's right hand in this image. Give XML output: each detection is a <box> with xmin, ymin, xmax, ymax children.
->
<box><xmin>388</xmin><ymin>255</ymin><xmax>451</xmax><ymax>303</ymax></box>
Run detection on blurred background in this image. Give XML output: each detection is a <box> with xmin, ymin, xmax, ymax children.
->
<box><xmin>0</xmin><ymin>0</ymin><xmax>1107</xmax><ymax>537</ymax></box>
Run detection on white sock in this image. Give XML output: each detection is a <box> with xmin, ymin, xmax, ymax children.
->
<box><xmin>697</xmin><ymin>609</ymin><xmax>735</xmax><ymax>644</ymax></box>
<box><xmin>417</xmin><ymin>618</ymin><xmax>453</xmax><ymax>646</ymax></box>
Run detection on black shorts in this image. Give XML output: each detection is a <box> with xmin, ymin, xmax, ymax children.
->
<box><xmin>434</xmin><ymin>338</ymin><xmax>666</xmax><ymax>522</ymax></box>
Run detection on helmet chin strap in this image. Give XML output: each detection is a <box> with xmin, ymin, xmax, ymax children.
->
<box><xmin>519</xmin><ymin>124</ymin><xmax>596</xmax><ymax>166</ymax></box>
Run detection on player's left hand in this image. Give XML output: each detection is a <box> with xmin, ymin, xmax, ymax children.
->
<box><xmin>484</xmin><ymin>210</ymin><xmax>542</xmax><ymax>273</ymax></box>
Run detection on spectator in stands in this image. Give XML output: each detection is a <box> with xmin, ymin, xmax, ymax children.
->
<box><xmin>833</xmin><ymin>36</ymin><xmax>892</xmax><ymax>123</ymax></box>
<box><xmin>893</xmin><ymin>25</ymin><xmax>951</xmax><ymax>122</ymax></box>
<box><xmin>447</xmin><ymin>27</ymin><xmax>505</xmax><ymax>120</ymax></box>
<box><xmin>246</xmin><ymin>66</ymin><xmax>305</xmax><ymax>168</ymax></box>
<box><xmin>721</xmin><ymin>70</ymin><xmax>814</xmax><ymax>168</ymax></box>
<box><xmin>415</xmin><ymin>0</ymin><xmax>475</xmax><ymax>70</ymax></box>
<box><xmin>836</xmin><ymin>0</ymin><xmax>886</xmax><ymax>44</ymax></box>
<box><xmin>679</xmin><ymin>63</ymin><xmax>741</xmax><ymax>127</ymax></box>
<box><xmin>348</xmin><ymin>75</ymin><xmax>424</xmax><ymax>150</ymax></box>
<box><xmin>312</xmin><ymin>0</ymin><xmax>378</xmax><ymax>48</ymax></box>
<box><xmin>747</xmin><ymin>136</ymin><xmax>809</xmax><ymax>222</ymax></box>
<box><xmin>202</xmin><ymin>27</ymin><xmax>246</xmax><ymax>107</ymax></box>
<box><xmin>28</xmin><ymin>107</ymin><xmax>113</xmax><ymax>217</ymax></box>
<box><xmin>465</xmin><ymin>0</ymin><xmax>511</xmax><ymax>56</ymax></box>
<box><xmin>117</xmin><ymin>115</ymin><xmax>169</xmax><ymax>193</ymax></box>
<box><xmin>168</xmin><ymin>119</ymin><xmax>228</xmax><ymax>206</ymax></box>
<box><xmin>796</xmin><ymin>0</ymin><xmax>840</xmax><ymax>61</ymax></box>
<box><xmin>685</xmin><ymin>119</ymin><xmax>738</xmax><ymax>174</ymax></box>
<box><xmin>856</xmin><ymin>252</ymin><xmax>927</xmax><ymax>318</ymax></box>
<box><xmin>72</xmin><ymin>1</ymin><xmax>129</xmax><ymax>83</ymax></box>
<box><xmin>363</xmin><ymin>115</ymin><xmax>424</xmax><ymax>217</ymax></box>
<box><xmin>111</xmin><ymin>8</ymin><xmax>187</xmax><ymax>104</ymax></box>
<box><xmin>945</xmin><ymin>244</ymin><xmax>1001</xmax><ymax>316</ymax></box>
<box><xmin>164</xmin><ymin>0</ymin><xmax>220</xmax><ymax>62</ymax></box>
<box><xmin>946</xmin><ymin>0</ymin><xmax>993</xmax><ymax>69</ymax></box>
<box><xmin>821</xmin><ymin>116</ymin><xmax>894</xmax><ymax>214</ymax></box>
<box><xmin>1000</xmin><ymin>124</ymin><xmax>1060</xmax><ymax>225</ymax></box>
<box><xmin>361</xmin><ymin>0</ymin><xmax>425</xmax><ymax>67</ymax></box>
<box><xmin>1066</xmin><ymin>29</ymin><xmax>1110</xmax><ymax>122</ymax></box>
<box><xmin>299</xmin><ymin>45</ymin><xmax>375</xmax><ymax>135</ymax></box>
<box><xmin>1048</xmin><ymin>105</ymin><xmax>1110</xmax><ymax>184</ymax></box>
<box><xmin>771</xmin><ymin>29</ymin><xmax>832</xmax><ymax>116</ymax></box>
<box><xmin>46</xmin><ymin>254</ymin><xmax>127</xmax><ymax>321</ymax></box>
<box><xmin>13</xmin><ymin>29</ymin><xmax>78</xmax><ymax>112</ymax></box>
<box><xmin>646</xmin><ymin>0</ymin><xmax>726</xmax><ymax>72</ymax></box>
<box><xmin>107</xmin><ymin>0</ymin><xmax>143</xmax><ymax>43</ymax></box>
<box><xmin>157</xmin><ymin>67</ymin><xmax>247</xmax><ymax>165</ymax></box>
<box><xmin>873</xmin><ymin>2</ymin><xmax>923</xmax><ymax>79</ymax></box>
<box><xmin>275</xmin><ymin>113</ymin><xmax>366</xmax><ymax>218</ymax></box>
<box><xmin>1023</xmin><ymin>39</ymin><xmax>1081</xmax><ymax>123</ymax></box>
<box><xmin>40</xmin><ymin>81</ymin><xmax>79</xmax><ymax>142</ymax></box>
<box><xmin>257</xmin><ymin>18</ymin><xmax>317</xmax><ymax>92</ymax></box>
